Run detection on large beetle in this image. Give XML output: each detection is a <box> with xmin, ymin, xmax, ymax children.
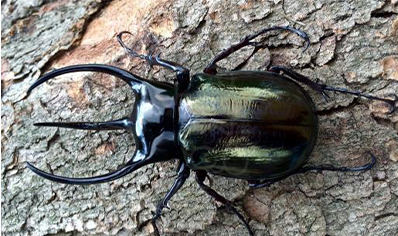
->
<box><xmin>26</xmin><ymin>26</ymin><xmax>396</xmax><ymax>235</ymax></box>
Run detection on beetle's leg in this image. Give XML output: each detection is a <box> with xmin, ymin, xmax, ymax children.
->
<box><xmin>204</xmin><ymin>25</ymin><xmax>310</xmax><ymax>74</ymax></box>
<box><xmin>151</xmin><ymin>160</ymin><xmax>190</xmax><ymax>236</ymax></box>
<box><xmin>269</xmin><ymin>65</ymin><xmax>328</xmax><ymax>98</ymax></box>
<box><xmin>195</xmin><ymin>171</ymin><xmax>255</xmax><ymax>236</ymax></box>
<box><xmin>152</xmin><ymin>160</ymin><xmax>190</xmax><ymax>222</ymax></box>
<box><xmin>145</xmin><ymin>54</ymin><xmax>190</xmax><ymax>92</ymax></box>
<box><xmin>299</xmin><ymin>151</ymin><xmax>377</xmax><ymax>173</ymax></box>
<box><xmin>248</xmin><ymin>153</ymin><xmax>377</xmax><ymax>189</ymax></box>
<box><xmin>232</xmin><ymin>46</ymin><xmax>263</xmax><ymax>71</ymax></box>
<box><xmin>117</xmin><ymin>32</ymin><xmax>190</xmax><ymax>91</ymax></box>
<box><xmin>270</xmin><ymin>65</ymin><xmax>397</xmax><ymax>113</ymax></box>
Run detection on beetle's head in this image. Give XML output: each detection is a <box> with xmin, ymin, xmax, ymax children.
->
<box><xmin>26</xmin><ymin>64</ymin><xmax>182</xmax><ymax>184</ymax></box>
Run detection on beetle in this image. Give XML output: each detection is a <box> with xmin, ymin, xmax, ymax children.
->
<box><xmin>26</xmin><ymin>26</ymin><xmax>396</xmax><ymax>236</ymax></box>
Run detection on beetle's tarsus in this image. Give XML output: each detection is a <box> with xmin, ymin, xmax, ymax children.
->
<box><xmin>321</xmin><ymin>90</ymin><xmax>330</xmax><ymax>102</ymax></box>
<box><xmin>323</xmin><ymin>86</ymin><xmax>397</xmax><ymax>113</ymax></box>
<box><xmin>146</xmin><ymin>52</ymin><xmax>157</xmax><ymax>68</ymax></box>
<box><xmin>300</xmin><ymin>152</ymin><xmax>377</xmax><ymax>173</ymax></box>
<box><xmin>269</xmin><ymin>65</ymin><xmax>396</xmax><ymax>111</ymax></box>
<box><xmin>248</xmin><ymin>153</ymin><xmax>377</xmax><ymax>189</ymax></box>
<box><xmin>323</xmin><ymin>86</ymin><xmax>397</xmax><ymax>114</ymax></box>
<box><xmin>116</xmin><ymin>31</ymin><xmax>147</xmax><ymax>60</ymax></box>
<box><xmin>117</xmin><ymin>31</ymin><xmax>190</xmax><ymax>91</ymax></box>
<box><xmin>196</xmin><ymin>171</ymin><xmax>255</xmax><ymax>236</ymax></box>
<box><xmin>151</xmin><ymin>161</ymin><xmax>190</xmax><ymax>228</ymax></box>
<box><xmin>151</xmin><ymin>220</ymin><xmax>161</xmax><ymax>236</ymax></box>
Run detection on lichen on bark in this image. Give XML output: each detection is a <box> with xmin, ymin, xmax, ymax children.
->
<box><xmin>2</xmin><ymin>0</ymin><xmax>398</xmax><ymax>236</ymax></box>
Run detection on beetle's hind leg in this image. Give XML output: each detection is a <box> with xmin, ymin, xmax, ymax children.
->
<box><xmin>248</xmin><ymin>153</ymin><xmax>377</xmax><ymax>189</ymax></box>
<box><xmin>204</xmin><ymin>25</ymin><xmax>310</xmax><ymax>74</ymax></box>
<box><xmin>195</xmin><ymin>171</ymin><xmax>255</xmax><ymax>236</ymax></box>
<box><xmin>117</xmin><ymin>32</ymin><xmax>190</xmax><ymax>91</ymax></box>
<box><xmin>299</xmin><ymin>151</ymin><xmax>377</xmax><ymax>173</ymax></box>
<box><xmin>151</xmin><ymin>160</ymin><xmax>190</xmax><ymax>236</ymax></box>
<box><xmin>270</xmin><ymin>65</ymin><xmax>397</xmax><ymax>113</ymax></box>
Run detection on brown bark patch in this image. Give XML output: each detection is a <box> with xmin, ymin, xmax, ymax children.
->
<box><xmin>345</xmin><ymin>72</ymin><xmax>357</xmax><ymax>83</ymax></box>
<box><xmin>7</xmin><ymin>15</ymin><xmax>39</xmax><ymax>39</ymax></box>
<box><xmin>38</xmin><ymin>0</ymin><xmax>71</xmax><ymax>15</ymax></box>
<box><xmin>386</xmin><ymin>139</ymin><xmax>398</xmax><ymax>162</ymax></box>
<box><xmin>66</xmin><ymin>81</ymin><xmax>89</xmax><ymax>107</ymax></box>
<box><xmin>392</xmin><ymin>16</ymin><xmax>398</xmax><ymax>36</ymax></box>
<box><xmin>150</xmin><ymin>14</ymin><xmax>175</xmax><ymax>38</ymax></box>
<box><xmin>381</xmin><ymin>56</ymin><xmax>398</xmax><ymax>81</ymax></box>
<box><xmin>80</xmin><ymin>0</ymin><xmax>171</xmax><ymax>45</ymax></box>
<box><xmin>95</xmin><ymin>141</ymin><xmax>116</xmax><ymax>156</ymax></box>
<box><xmin>53</xmin><ymin>0</ymin><xmax>173</xmax><ymax>67</ymax></box>
<box><xmin>53</xmin><ymin>39</ymin><xmax>118</xmax><ymax>67</ymax></box>
<box><xmin>370</xmin><ymin>100</ymin><xmax>396</xmax><ymax>114</ymax></box>
<box><xmin>1</xmin><ymin>59</ymin><xmax>14</xmax><ymax>92</ymax></box>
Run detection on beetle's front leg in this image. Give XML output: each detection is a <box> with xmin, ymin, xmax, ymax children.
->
<box><xmin>145</xmin><ymin>54</ymin><xmax>190</xmax><ymax>92</ymax></box>
<box><xmin>151</xmin><ymin>160</ymin><xmax>190</xmax><ymax>234</ymax></box>
<box><xmin>117</xmin><ymin>32</ymin><xmax>190</xmax><ymax>91</ymax></box>
<box><xmin>204</xmin><ymin>26</ymin><xmax>309</xmax><ymax>74</ymax></box>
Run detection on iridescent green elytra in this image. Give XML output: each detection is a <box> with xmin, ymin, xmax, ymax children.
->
<box><xmin>178</xmin><ymin>71</ymin><xmax>318</xmax><ymax>180</ymax></box>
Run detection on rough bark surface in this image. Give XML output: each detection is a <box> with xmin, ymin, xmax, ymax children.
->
<box><xmin>1</xmin><ymin>0</ymin><xmax>398</xmax><ymax>236</ymax></box>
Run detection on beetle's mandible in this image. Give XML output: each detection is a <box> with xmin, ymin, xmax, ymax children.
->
<box><xmin>26</xmin><ymin>26</ymin><xmax>396</xmax><ymax>236</ymax></box>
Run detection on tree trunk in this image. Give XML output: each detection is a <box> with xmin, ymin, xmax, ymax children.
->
<box><xmin>2</xmin><ymin>0</ymin><xmax>398</xmax><ymax>236</ymax></box>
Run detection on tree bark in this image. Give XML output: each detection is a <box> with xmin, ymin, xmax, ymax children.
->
<box><xmin>2</xmin><ymin>0</ymin><xmax>398</xmax><ymax>236</ymax></box>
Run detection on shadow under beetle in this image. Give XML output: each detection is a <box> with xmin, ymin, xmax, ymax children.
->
<box><xmin>26</xmin><ymin>26</ymin><xmax>396</xmax><ymax>235</ymax></box>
